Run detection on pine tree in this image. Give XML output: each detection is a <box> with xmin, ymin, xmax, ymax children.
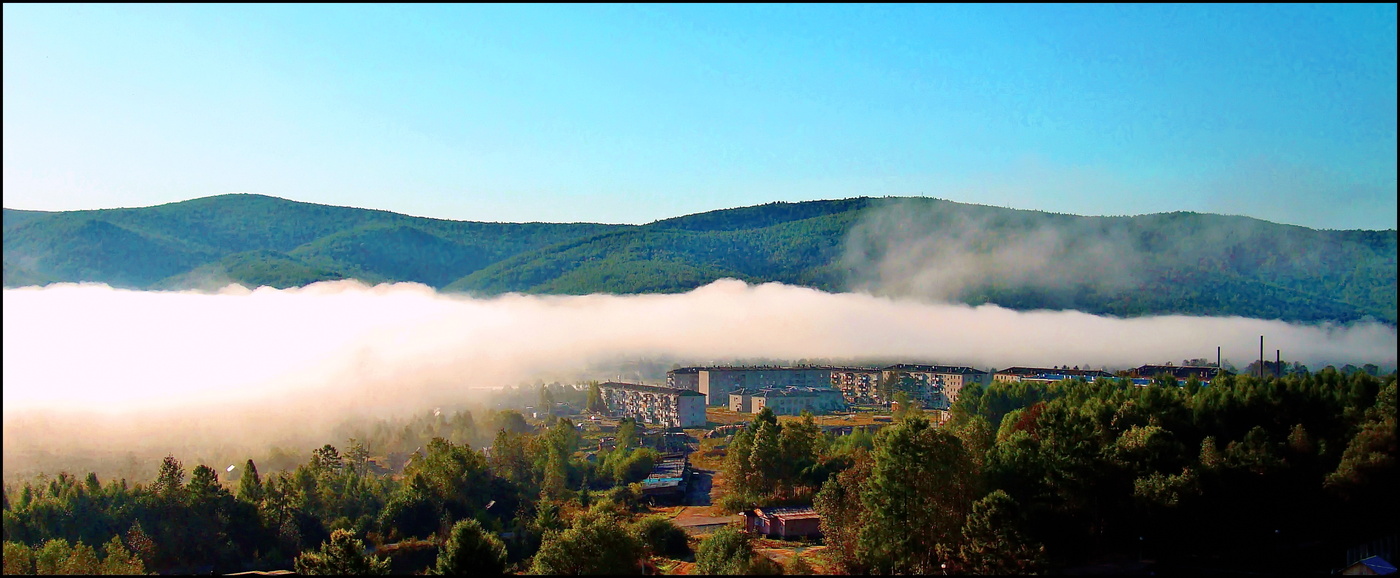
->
<box><xmin>154</xmin><ymin>455</ymin><xmax>185</xmax><ymax>499</ymax></box>
<box><xmin>956</xmin><ymin>490</ymin><xmax>1046</xmax><ymax>574</ymax></box>
<box><xmin>100</xmin><ymin>534</ymin><xmax>148</xmax><ymax>575</ymax></box>
<box><xmin>124</xmin><ymin>521</ymin><xmax>157</xmax><ymax>570</ymax></box>
<box><xmin>3</xmin><ymin>541</ymin><xmax>35</xmax><ymax>575</ymax></box>
<box><xmin>237</xmin><ymin>459</ymin><xmax>263</xmax><ymax>503</ymax></box>
<box><xmin>311</xmin><ymin>445</ymin><xmax>344</xmax><ymax>475</ymax></box>
<box><xmin>187</xmin><ymin>465</ymin><xmax>222</xmax><ymax>501</ymax></box>
<box><xmin>345</xmin><ymin>439</ymin><xmax>370</xmax><ymax>477</ymax></box>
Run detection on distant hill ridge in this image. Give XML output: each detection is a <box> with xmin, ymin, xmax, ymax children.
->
<box><xmin>4</xmin><ymin>193</ymin><xmax>1395</xmax><ymax>325</ymax></box>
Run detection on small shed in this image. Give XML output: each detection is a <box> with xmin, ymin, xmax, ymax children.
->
<box><xmin>741</xmin><ymin>506</ymin><xmax>822</xmax><ymax>539</ymax></box>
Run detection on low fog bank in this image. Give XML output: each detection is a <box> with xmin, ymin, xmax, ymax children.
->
<box><xmin>4</xmin><ymin>279</ymin><xmax>1395</xmax><ymax>481</ymax></box>
<box><xmin>840</xmin><ymin>198</ymin><xmax>1391</xmax><ymax>313</ymax></box>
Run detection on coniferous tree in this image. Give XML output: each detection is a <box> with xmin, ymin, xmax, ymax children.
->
<box><xmin>955</xmin><ymin>490</ymin><xmax>1046</xmax><ymax>574</ymax></box>
<box><xmin>187</xmin><ymin>465</ymin><xmax>222</xmax><ymax>501</ymax></box>
<box><xmin>124</xmin><ymin>521</ymin><xmax>157</xmax><ymax>570</ymax></box>
<box><xmin>237</xmin><ymin>459</ymin><xmax>263</xmax><ymax>503</ymax></box>
<box><xmin>4</xmin><ymin>541</ymin><xmax>35</xmax><ymax>575</ymax></box>
<box><xmin>99</xmin><ymin>534</ymin><xmax>148</xmax><ymax>575</ymax></box>
<box><xmin>153</xmin><ymin>456</ymin><xmax>185</xmax><ymax>500</ymax></box>
<box><xmin>345</xmin><ymin>439</ymin><xmax>370</xmax><ymax>477</ymax></box>
<box><xmin>311</xmin><ymin>445</ymin><xmax>343</xmax><ymax>475</ymax></box>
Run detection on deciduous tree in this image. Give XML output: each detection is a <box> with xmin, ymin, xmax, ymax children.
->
<box><xmin>430</xmin><ymin>518</ymin><xmax>506</xmax><ymax>575</ymax></box>
<box><xmin>859</xmin><ymin>415</ymin><xmax>979</xmax><ymax>574</ymax></box>
<box><xmin>293</xmin><ymin>529</ymin><xmax>390</xmax><ymax>575</ymax></box>
<box><xmin>529</xmin><ymin>510</ymin><xmax>643</xmax><ymax>575</ymax></box>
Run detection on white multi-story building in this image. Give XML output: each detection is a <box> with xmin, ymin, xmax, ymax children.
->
<box><xmin>668</xmin><ymin>366</ymin><xmax>835</xmax><ymax>406</ymax></box>
<box><xmin>666</xmin><ymin>367</ymin><xmax>701</xmax><ymax>391</ymax></box>
<box><xmin>730</xmin><ymin>386</ymin><xmax>847</xmax><ymax>416</ymax></box>
<box><xmin>881</xmin><ymin>364</ymin><xmax>992</xmax><ymax>409</ymax></box>
<box><xmin>750</xmin><ymin>387</ymin><xmax>847</xmax><ymax>416</ymax></box>
<box><xmin>830</xmin><ymin>367</ymin><xmax>884</xmax><ymax>404</ymax></box>
<box><xmin>598</xmin><ymin>382</ymin><xmax>707</xmax><ymax>428</ymax></box>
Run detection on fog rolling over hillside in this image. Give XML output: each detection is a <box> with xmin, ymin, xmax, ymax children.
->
<box><xmin>842</xmin><ymin>198</ymin><xmax>1397</xmax><ymax>322</ymax></box>
<box><xmin>4</xmin><ymin>279</ymin><xmax>1395</xmax><ymax>481</ymax></box>
<box><xmin>4</xmin><ymin>195</ymin><xmax>1396</xmax><ymax>481</ymax></box>
<box><xmin>4</xmin><ymin>194</ymin><xmax>1395</xmax><ymax>325</ymax></box>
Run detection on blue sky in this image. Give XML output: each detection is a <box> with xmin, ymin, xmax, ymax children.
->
<box><xmin>3</xmin><ymin>4</ymin><xmax>1395</xmax><ymax>229</ymax></box>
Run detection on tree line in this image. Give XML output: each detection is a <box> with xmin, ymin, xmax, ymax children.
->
<box><xmin>4</xmin><ymin>367</ymin><xmax>1395</xmax><ymax>574</ymax></box>
<box><xmin>811</xmin><ymin>367</ymin><xmax>1397</xmax><ymax>573</ymax></box>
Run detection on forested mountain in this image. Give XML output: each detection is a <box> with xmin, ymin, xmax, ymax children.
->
<box><xmin>3</xmin><ymin>194</ymin><xmax>1395</xmax><ymax>324</ymax></box>
<box><xmin>2</xmin><ymin>194</ymin><xmax>625</xmax><ymax>292</ymax></box>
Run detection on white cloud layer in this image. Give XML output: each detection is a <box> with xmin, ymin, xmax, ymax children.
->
<box><xmin>5</xmin><ymin>279</ymin><xmax>1394</xmax><ymax>414</ymax></box>
<box><xmin>3</xmin><ymin>279</ymin><xmax>1394</xmax><ymax>480</ymax></box>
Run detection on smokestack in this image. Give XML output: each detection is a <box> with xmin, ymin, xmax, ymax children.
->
<box><xmin>1217</xmin><ymin>346</ymin><xmax>1221</xmax><ymax>370</ymax></box>
<box><xmin>1260</xmin><ymin>335</ymin><xmax>1265</xmax><ymax>379</ymax></box>
<box><xmin>1276</xmin><ymin>349</ymin><xmax>1281</xmax><ymax>378</ymax></box>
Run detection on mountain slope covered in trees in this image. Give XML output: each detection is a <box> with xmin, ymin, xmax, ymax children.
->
<box><xmin>3</xmin><ymin>194</ymin><xmax>1395</xmax><ymax>324</ymax></box>
<box><xmin>2</xmin><ymin>194</ymin><xmax>625</xmax><ymax>291</ymax></box>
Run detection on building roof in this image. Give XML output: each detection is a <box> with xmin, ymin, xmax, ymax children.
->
<box><xmin>884</xmin><ymin>363</ymin><xmax>988</xmax><ymax>374</ymax></box>
<box><xmin>1353</xmin><ymin>556</ymin><xmax>1397</xmax><ymax>575</ymax></box>
<box><xmin>599</xmin><ymin>382</ymin><xmax>704</xmax><ymax>396</ymax></box>
<box><xmin>996</xmin><ymin>366</ymin><xmax>1114</xmax><ymax>378</ymax></box>
<box><xmin>668</xmin><ymin>365</ymin><xmax>835</xmax><ymax>373</ymax></box>
<box><xmin>1132</xmin><ymin>365</ymin><xmax>1221</xmax><ymax>379</ymax></box>
<box><xmin>755</xmin><ymin>506</ymin><xmax>820</xmax><ymax>521</ymax></box>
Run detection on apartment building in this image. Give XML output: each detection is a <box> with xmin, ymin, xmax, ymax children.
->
<box><xmin>882</xmin><ymin>364</ymin><xmax>992</xmax><ymax>409</ymax></box>
<box><xmin>749</xmin><ymin>387</ymin><xmax>847</xmax><ymax>416</ymax></box>
<box><xmin>598</xmin><ymin>382</ymin><xmax>707</xmax><ymax>428</ymax></box>
<box><xmin>669</xmin><ymin>366</ymin><xmax>835</xmax><ymax>406</ymax></box>
<box><xmin>666</xmin><ymin>367</ymin><xmax>701</xmax><ymax>391</ymax></box>
<box><xmin>830</xmin><ymin>367</ymin><xmax>884</xmax><ymax>404</ymax></box>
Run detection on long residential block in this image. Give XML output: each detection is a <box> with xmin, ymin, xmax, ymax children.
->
<box><xmin>598</xmin><ymin>381</ymin><xmax>707</xmax><ymax>428</ymax></box>
<box><xmin>668</xmin><ymin>366</ymin><xmax>835</xmax><ymax>406</ymax></box>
